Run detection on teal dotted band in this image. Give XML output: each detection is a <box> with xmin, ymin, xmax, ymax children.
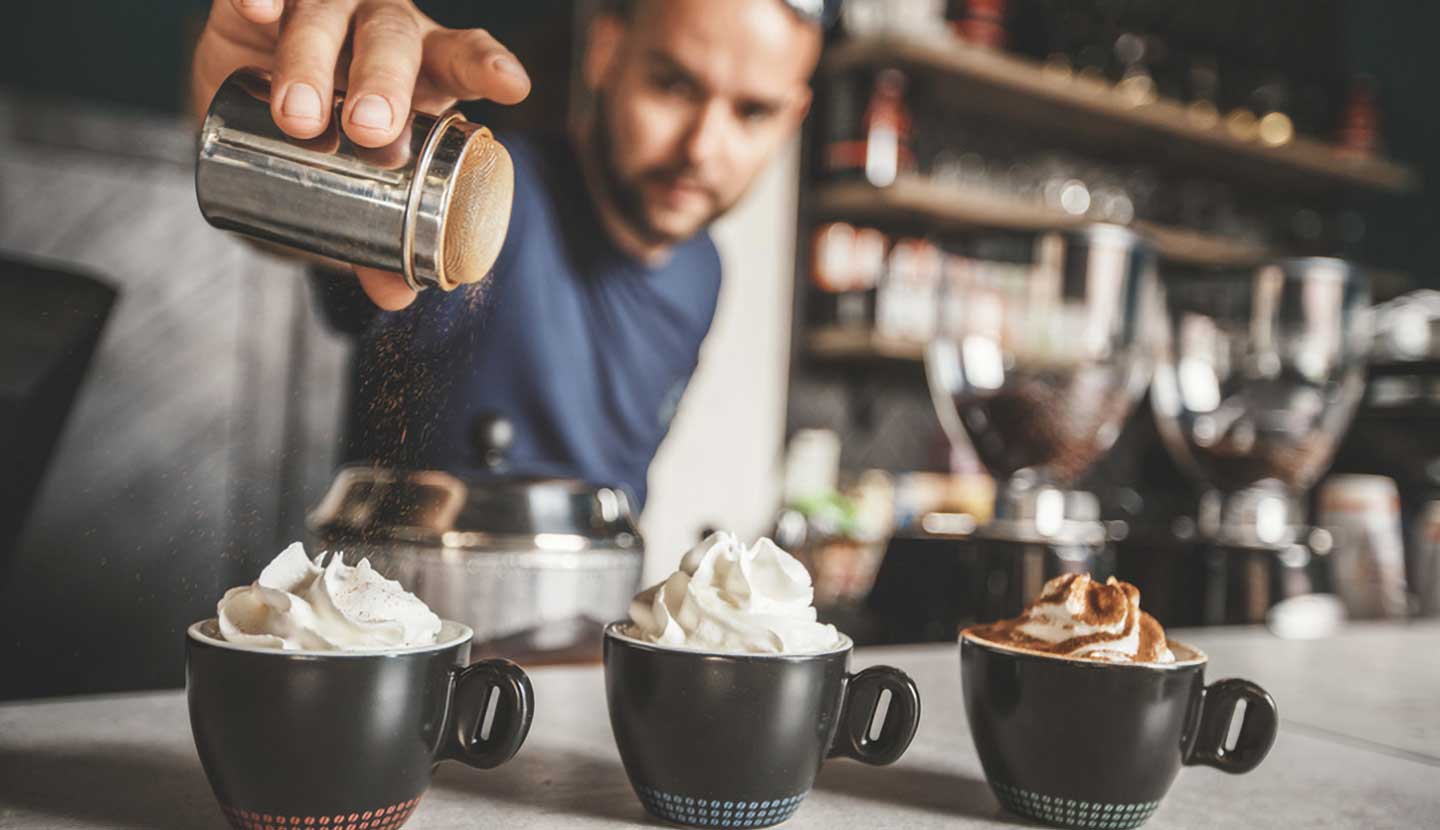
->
<box><xmin>635</xmin><ymin>785</ymin><xmax>807</xmax><ymax>828</ymax></box>
<box><xmin>991</xmin><ymin>781</ymin><xmax>1161</xmax><ymax>830</ymax></box>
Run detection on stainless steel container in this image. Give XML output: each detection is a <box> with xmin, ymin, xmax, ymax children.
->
<box><xmin>306</xmin><ymin>465</ymin><xmax>643</xmax><ymax>664</ymax></box>
<box><xmin>196</xmin><ymin>67</ymin><xmax>513</xmax><ymax>291</ymax></box>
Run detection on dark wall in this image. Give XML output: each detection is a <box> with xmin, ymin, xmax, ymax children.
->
<box><xmin>0</xmin><ymin>102</ymin><xmax>352</xmax><ymax>699</ymax></box>
<box><xmin>1343</xmin><ymin>0</ymin><xmax>1440</xmax><ymax>287</ymax></box>
<box><xmin>1</xmin><ymin>0</ymin><xmax>576</xmax><ymax>129</ymax></box>
<box><xmin>3</xmin><ymin>0</ymin><xmax>210</xmax><ymax>114</ymax></box>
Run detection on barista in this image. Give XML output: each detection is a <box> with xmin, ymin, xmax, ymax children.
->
<box><xmin>191</xmin><ymin>0</ymin><xmax>825</xmax><ymax>508</ymax></box>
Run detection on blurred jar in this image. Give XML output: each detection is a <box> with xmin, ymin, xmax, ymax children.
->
<box><xmin>1412</xmin><ymin>499</ymin><xmax>1440</xmax><ymax>617</ymax></box>
<box><xmin>1318</xmin><ymin>475</ymin><xmax>1409</xmax><ymax>619</ymax></box>
<box><xmin>876</xmin><ymin>238</ymin><xmax>943</xmax><ymax>343</ymax></box>
<box><xmin>780</xmin><ymin>470</ymin><xmax>897</xmax><ymax>607</ymax></box>
<box><xmin>845</xmin><ymin>0</ymin><xmax>947</xmax><ymax>37</ymax></box>
<box><xmin>950</xmin><ymin>0</ymin><xmax>1009</xmax><ymax>49</ymax></box>
<box><xmin>808</xmin><ymin>223</ymin><xmax>889</xmax><ymax>329</ymax></box>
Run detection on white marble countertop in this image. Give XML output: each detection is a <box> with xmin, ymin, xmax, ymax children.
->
<box><xmin>1</xmin><ymin>623</ymin><xmax>1437</xmax><ymax>830</ymax></box>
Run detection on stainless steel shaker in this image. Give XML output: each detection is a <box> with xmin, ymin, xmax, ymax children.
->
<box><xmin>196</xmin><ymin>67</ymin><xmax>513</xmax><ymax>291</ymax></box>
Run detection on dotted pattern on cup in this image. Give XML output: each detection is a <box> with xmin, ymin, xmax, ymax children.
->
<box><xmin>219</xmin><ymin>797</ymin><xmax>421</xmax><ymax>830</ymax></box>
<box><xmin>635</xmin><ymin>785</ymin><xmax>807</xmax><ymax>828</ymax></box>
<box><xmin>991</xmin><ymin>782</ymin><xmax>1160</xmax><ymax>830</ymax></box>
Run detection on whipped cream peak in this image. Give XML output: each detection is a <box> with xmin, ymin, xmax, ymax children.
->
<box><xmin>217</xmin><ymin>542</ymin><xmax>442</xmax><ymax>651</ymax></box>
<box><xmin>627</xmin><ymin>532</ymin><xmax>845</xmax><ymax>655</ymax></box>
<box><xmin>972</xmin><ymin>573</ymin><xmax>1174</xmax><ymax>664</ymax></box>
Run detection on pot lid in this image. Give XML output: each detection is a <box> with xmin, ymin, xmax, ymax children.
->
<box><xmin>306</xmin><ymin>414</ymin><xmax>641</xmax><ymax>549</ymax></box>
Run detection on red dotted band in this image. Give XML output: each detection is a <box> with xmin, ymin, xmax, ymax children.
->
<box><xmin>219</xmin><ymin>797</ymin><xmax>422</xmax><ymax>830</ymax></box>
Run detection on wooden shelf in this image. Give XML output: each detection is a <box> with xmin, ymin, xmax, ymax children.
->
<box><xmin>822</xmin><ymin>35</ymin><xmax>1418</xmax><ymax>196</ymax></box>
<box><xmin>806</xmin><ymin>327</ymin><xmax>926</xmax><ymax>362</ymax></box>
<box><xmin>814</xmin><ymin>176</ymin><xmax>1269</xmax><ymax>266</ymax></box>
<box><xmin>1132</xmin><ymin>222</ymin><xmax>1268</xmax><ymax>267</ymax></box>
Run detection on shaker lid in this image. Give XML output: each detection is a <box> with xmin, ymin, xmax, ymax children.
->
<box><xmin>305</xmin><ymin>414</ymin><xmax>640</xmax><ymax>550</ymax></box>
<box><xmin>405</xmin><ymin>118</ymin><xmax>514</xmax><ymax>292</ymax></box>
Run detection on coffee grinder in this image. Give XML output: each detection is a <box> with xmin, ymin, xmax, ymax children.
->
<box><xmin>926</xmin><ymin>224</ymin><xmax>1158</xmax><ymax>619</ymax></box>
<box><xmin>1150</xmin><ymin>258</ymin><xmax>1370</xmax><ymax>623</ymax></box>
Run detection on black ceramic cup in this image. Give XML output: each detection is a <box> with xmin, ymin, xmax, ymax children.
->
<box><xmin>960</xmin><ymin>629</ymin><xmax>1277</xmax><ymax>830</ymax></box>
<box><xmin>603</xmin><ymin>622</ymin><xmax>921</xmax><ymax>829</ymax></box>
<box><xmin>186</xmin><ymin>619</ymin><xmax>533</xmax><ymax>830</ymax></box>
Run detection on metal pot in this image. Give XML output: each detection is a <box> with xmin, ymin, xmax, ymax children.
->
<box><xmin>306</xmin><ymin>420</ymin><xmax>643</xmax><ymax>664</ymax></box>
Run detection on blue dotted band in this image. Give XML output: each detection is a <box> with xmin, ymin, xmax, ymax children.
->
<box><xmin>635</xmin><ymin>785</ymin><xmax>807</xmax><ymax>828</ymax></box>
<box><xmin>990</xmin><ymin>781</ymin><xmax>1161</xmax><ymax>829</ymax></box>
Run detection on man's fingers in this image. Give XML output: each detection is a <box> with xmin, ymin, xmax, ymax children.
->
<box><xmin>355</xmin><ymin>266</ymin><xmax>418</xmax><ymax>310</ymax></box>
<box><xmin>270</xmin><ymin>0</ymin><xmax>352</xmax><ymax>139</ymax></box>
<box><xmin>341</xmin><ymin>1</ymin><xmax>424</xmax><ymax>147</ymax></box>
<box><xmin>410</xmin><ymin>82</ymin><xmax>460</xmax><ymax>117</ymax></box>
<box><xmin>422</xmin><ymin>27</ymin><xmax>531</xmax><ymax>105</ymax></box>
<box><xmin>229</xmin><ymin>0</ymin><xmax>285</xmax><ymax>25</ymax></box>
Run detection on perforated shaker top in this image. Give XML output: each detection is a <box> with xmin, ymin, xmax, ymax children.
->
<box><xmin>438</xmin><ymin>127</ymin><xmax>515</xmax><ymax>290</ymax></box>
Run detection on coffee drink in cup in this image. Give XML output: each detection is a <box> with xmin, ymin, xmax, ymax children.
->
<box><xmin>187</xmin><ymin>543</ymin><xmax>533</xmax><ymax>830</ymax></box>
<box><xmin>961</xmin><ymin>573</ymin><xmax>1277</xmax><ymax>829</ymax></box>
<box><xmin>968</xmin><ymin>571</ymin><xmax>1175</xmax><ymax>664</ymax></box>
<box><xmin>606</xmin><ymin>533</ymin><xmax>922</xmax><ymax>829</ymax></box>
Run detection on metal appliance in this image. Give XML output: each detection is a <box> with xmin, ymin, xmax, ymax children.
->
<box><xmin>924</xmin><ymin>224</ymin><xmax>1157</xmax><ymax>617</ymax></box>
<box><xmin>1150</xmin><ymin>257</ymin><xmax>1370</xmax><ymax>623</ymax></box>
<box><xmin>307</xmin><ymin>419</ymin><xmax>644</xmax><ymax>664</ymax></box>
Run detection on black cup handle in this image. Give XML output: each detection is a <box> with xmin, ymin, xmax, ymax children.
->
<box><xmin>1185</xmin><ymin>678</ymin><xmax>1278</xmax><ymax>774</ymax></box>
<box><xmin>828</xmin><ymin>665</ymin><xmax>921</xmax><ymax>765</ymax></box>
<box><xmin>442</xmin><ymin>658</ymin><xmax>534</xmax><ymax>769</ymax></box>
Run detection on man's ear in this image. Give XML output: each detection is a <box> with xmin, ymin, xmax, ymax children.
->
<box><xmin>584</xmin><ymin>14</ymin><xmax>625</xmax><ymax>92</ymax></box>
<box><xmin>787</xmin><ymin>86</ymin><xmax>814</xmax><ymax>130</ymax></box>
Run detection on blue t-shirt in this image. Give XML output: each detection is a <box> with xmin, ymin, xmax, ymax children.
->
<box><xmin>312</xmin><ymin>134</ymin><xmax>723</xmax><ymax>509</ymax></box>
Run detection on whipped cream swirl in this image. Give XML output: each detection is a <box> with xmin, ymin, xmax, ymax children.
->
<box><xmin>627</xmin><ymin>532</ymin><xmax>845</xmax><ymax>655</ymax></box>
<box><xmin>973</xmin><ymin>573</ymin><xmax>1175</xmax><ymax>664</ymax></box>
<box><xmin>217</xmin><ymin>542</ymin><xmax>442</xmax><ymax>651</ymax></box>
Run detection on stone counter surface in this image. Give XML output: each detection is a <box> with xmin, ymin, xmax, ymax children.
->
<box><xmin>1</xmin><ymin>623</ymin><xmax>1437</xmax><ymax>829</ymax></box>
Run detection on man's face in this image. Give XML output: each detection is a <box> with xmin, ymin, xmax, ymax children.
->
<box><xmin>585</xmin><ymin>0</ymin><xmax>820</xmax><ymax>246</ymax></box>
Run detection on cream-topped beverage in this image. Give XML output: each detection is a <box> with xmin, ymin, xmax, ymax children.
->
<box><xmin>959</xmin><ymin>573</ymin><xmax>1277</xmax><ymax>829</ymax></box>
<box><xmin>217</xmin><ymin>542</ymin><xmax>442</xmax><ymax>651</ymax></box>
<box><xmin>189</xmin><ymin>546</ymin><xmax>533</xmax><ymax>830</ymax></box>
<box><xmin>606</xmin><ymin>533</ymin><xmax>920</xmax><ymax>830</ymax></box>
<box><xmin>625</xmin><ymin>531</ymin><xmax>844</xmax><ymax>655</ymax></box>
<box><xmin>967</xmin><ymin>572</ymin><xmax>1175</xmax><ymax>664</ymax></box>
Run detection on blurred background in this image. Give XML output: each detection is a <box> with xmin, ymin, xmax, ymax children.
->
<box><xmin>3</xmin><ymin>0</ymin><xmax>1438</xmax><ymax>699</ymax></box>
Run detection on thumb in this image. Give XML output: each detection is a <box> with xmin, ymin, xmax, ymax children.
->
<box><xmin>354</xmin><ymin>266</ymin><xmax>418</xmax><ymax>310</ymax></box>
<box><xmin>227</xmin><ymin>0</ymin><xmax>285</xmax><ymax>25</ymax></box>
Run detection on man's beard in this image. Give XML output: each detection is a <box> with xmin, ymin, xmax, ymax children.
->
<box><xmin>590</xmin><ymin>93</ymin><xmax>722</xmax><ymax>248</ymax></box>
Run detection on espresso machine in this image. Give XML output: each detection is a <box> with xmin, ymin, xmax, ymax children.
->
<box><xmin>1150</xmin><ymin>258</ymin><xmax>1371</xmax><ymax>623</ymax></box>
<box><xmin>922</xmin><ymin>224</ymin><xmax>1158</xmax><ymax>619</ymax></box>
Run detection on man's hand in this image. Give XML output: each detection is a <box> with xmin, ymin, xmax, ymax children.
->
<box><xmin>192</xmin><ymin>0</ymin><xmax>531</xmax><ymax>310</ymax></box>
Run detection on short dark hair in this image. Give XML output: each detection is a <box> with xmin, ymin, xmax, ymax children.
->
<box><xmin>599</xmin><ymin>0</ymin><xmax>638</xmax><ymax>19</ymax></box>
<box><xmin>601</xmin><ymin>0</ymin><xmax>824</xmax><ymax>25</ymax></box>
